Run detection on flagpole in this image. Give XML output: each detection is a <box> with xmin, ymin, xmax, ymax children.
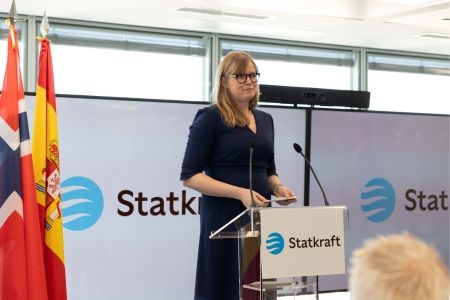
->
<box><xmin>7</xmin><ymin>0</ymin><xmax>17</xmax><ymax>48</ymax></box>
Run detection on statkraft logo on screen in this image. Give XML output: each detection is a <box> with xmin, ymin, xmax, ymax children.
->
<box><xmin>61</xmin><ymin>176</ymin><xmax>104</xmax><ymax>231</ymax></box>
<box><xmin>360</xmin><ymin>177</ymin><xmax>448</xmax><ymax>223</ymax></box>
<box><xmin>360</xmin><ymin>177</ymin><xmax>396</xmax><ymax>223</ymax></box>
<box><xmin>59</xmin><ymin>176</ymin><xmax>200</xmax><ymax>231</ymax></box>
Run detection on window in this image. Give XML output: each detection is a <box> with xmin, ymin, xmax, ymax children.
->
<box><xmin>0</xmin><ymin>17</ymin><xmax>27</xmax><ymax>88</ymax></box>
<box><xmin>368</xmin><ymin>53</ymin><xmax>450</xmax><ymax>114</ymax></box>
<box><xmin>220</xmin><ymin>40</ymin><xmax>359</xmax><ymax>91</ymax></box>
<box><xmin>41</xmin><ymin>24</ymin><xmax>211</xmax><ymax>101</ymax></box>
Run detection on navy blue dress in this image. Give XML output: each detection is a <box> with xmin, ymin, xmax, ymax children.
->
<box><xmin>180</xmin><ymin>105</ymin><xmax>277</xmax><ymax>300</ymax></box>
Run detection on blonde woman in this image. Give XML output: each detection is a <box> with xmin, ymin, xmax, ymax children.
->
<box><xmin>180</xmin><ymin>50</ymin><xmax>295</xmax><ymax>300</ymax></box>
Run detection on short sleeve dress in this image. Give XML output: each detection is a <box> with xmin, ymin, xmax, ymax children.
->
<box><xmin>180</xmin><ymin>105</ymin><xmax>277</xmax><ymax>300</ymax></box>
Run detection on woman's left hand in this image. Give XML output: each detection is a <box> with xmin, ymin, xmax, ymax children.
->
<box><xmin>274</xmin><ymin>185</ymin><xmax>297</xmax><ymax>206</ymax></box>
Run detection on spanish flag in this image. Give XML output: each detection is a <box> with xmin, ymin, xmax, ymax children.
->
<box><xmin>0</xmin><ymin>19</ymin><xmax>48</xmax><ymax>300</ymax></box>
<box><xmin>32</xmin><ymin>35</ymin><xmax>68</xmax><ymax>300</ymax></box>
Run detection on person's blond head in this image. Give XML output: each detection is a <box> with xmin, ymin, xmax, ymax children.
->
<box><xmin>212</xmin><ymin>50</ymin><xmax>260</xmax><ymax>127</ymax></box>
<box><xmin>349</xmin><ymin>232</ymin><xmax>449</xmax><ymax>300</ymax></box>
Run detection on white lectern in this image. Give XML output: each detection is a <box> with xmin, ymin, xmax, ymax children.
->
<box><xmin>210</xmin><ymin>206</ymin><xmax>347</xmax><ymax>300</ymax></box>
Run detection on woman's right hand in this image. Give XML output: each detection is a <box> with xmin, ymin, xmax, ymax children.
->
<box><xmin>239</xmin><ymin>189</ymin><xmax>269</xmax><ymax>208</ymax></box>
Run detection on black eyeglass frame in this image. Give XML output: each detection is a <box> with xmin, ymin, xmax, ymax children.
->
<box><xmin>222</xmin><ymin>72</ymin><xmax>260</xmax><ymax>83</ymax></box>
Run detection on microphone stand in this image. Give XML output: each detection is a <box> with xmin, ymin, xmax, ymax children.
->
<box><xmin>293</xmin><ymin>143</ymin><xmax>329</xmax><ymax>206</ymax></box>
<box><xmin>293</xmin><ymin>143</ymin><xmax>327</xmax><ymax>299</ymax></box>
<box><xmin>249</xmin><ymin>142</ymin><xmax>257</xmax><ymax>233</ymax></box>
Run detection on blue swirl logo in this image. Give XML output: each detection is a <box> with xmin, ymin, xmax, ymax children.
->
<box><xmin>61</xmin><ymin>176</ymin><xmax>104</xmax><ymax>231</ymax></box>
<box><xmin>266</xmin><ymin>232</ymin><xmax>285</xmax><ymax>255</ymax></box>
<box><xmin>360</xmin><ymin>177</ymin><xmax>396</xmax><ymax>223</ymax></box>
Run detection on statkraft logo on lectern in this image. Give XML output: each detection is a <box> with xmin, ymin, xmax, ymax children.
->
<box><xmin>266</xmin><ymin>232</ymin><xmax>285</xmax><ymax>255</ymax></box>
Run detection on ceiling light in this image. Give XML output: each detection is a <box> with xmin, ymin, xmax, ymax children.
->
<box><xmin>177</xmin><ymin>7</ymin><xmax>270</xmax><ymax>20</ymax></box>
<box><xmin>380</xmin><ymin>0</ymin><xmax>449</xmax><ymax>5</ymax></box>
<box><xmin>416</xmin><ymin>32</ymin><xmax>450</xmax><ymax>39</ymax></box>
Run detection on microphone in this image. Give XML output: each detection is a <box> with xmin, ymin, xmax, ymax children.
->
<box><xmin>249</xmin><ymin>141</ymin><xmax>256</xmax><ymax>208</ymax></box>
<box><xmin>293</xmin><ymin>143</ymin><xmax>329</xmax><ymax>206</ymax></box>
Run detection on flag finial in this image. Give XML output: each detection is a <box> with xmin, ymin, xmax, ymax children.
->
<box><xmin>40</xmin><ymin>11</ymin><xmax>49</xmax><ymax>37</ymax></box>
<box><xmin>8</xmin><ymin>0</ymin><xmax>17</xmax><ymax>26</ymax></box>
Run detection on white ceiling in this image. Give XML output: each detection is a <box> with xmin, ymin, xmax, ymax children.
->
<box><xmin>2</xmin><ymin>0</ymin><xmax>450</xmax><ymax>55</ymax></box>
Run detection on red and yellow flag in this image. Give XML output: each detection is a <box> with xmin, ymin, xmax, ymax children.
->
<box><xmin>0</xmin><ymin>22</ymin><xmax>48</xmax><ymax>300</ymax></box>
<box><xmin>32</xmin><ymin>37</ymin><xmax>67</xmax><ymax>300</ymax></box>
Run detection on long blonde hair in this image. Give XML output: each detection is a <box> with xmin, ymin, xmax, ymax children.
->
<box><xmin>212</xmin><ymin>51</ymin><xmax>260</xmax><ymax>127</ymax></box>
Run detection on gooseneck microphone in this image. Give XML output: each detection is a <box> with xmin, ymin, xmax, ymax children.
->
<box><xmin>293</xmin><ymin>143</ymin><xmax>329</xmax><ymax>206</ymax></box>
<box><xmin>249</xmin><ymin>141</ymin><xmax>256</xmax><ymax>208</ymax></box>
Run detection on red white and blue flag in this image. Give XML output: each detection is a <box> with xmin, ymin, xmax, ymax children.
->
<box><xmin>0</xmin><ymin>21</ymin><xmax>48</xmax><ymax>300</ymax></box>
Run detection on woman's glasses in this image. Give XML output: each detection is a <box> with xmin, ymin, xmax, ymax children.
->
<box><xmin>223</xmin><ymin>73</ymin><xmax>260</xmax><ymax>83</ymax></box>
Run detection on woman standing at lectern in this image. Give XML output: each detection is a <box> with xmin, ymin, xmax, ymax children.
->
<box><xmin>180</xmin><ymin>50</ymin><xmax>295</xmax><ymax>300</ymax></box>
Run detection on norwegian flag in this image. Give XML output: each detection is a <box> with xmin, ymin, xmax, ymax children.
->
<box><xmin>0</xmin><ymin>21</ymin><xmax>48</xmax><ymax>300</ymax></box>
